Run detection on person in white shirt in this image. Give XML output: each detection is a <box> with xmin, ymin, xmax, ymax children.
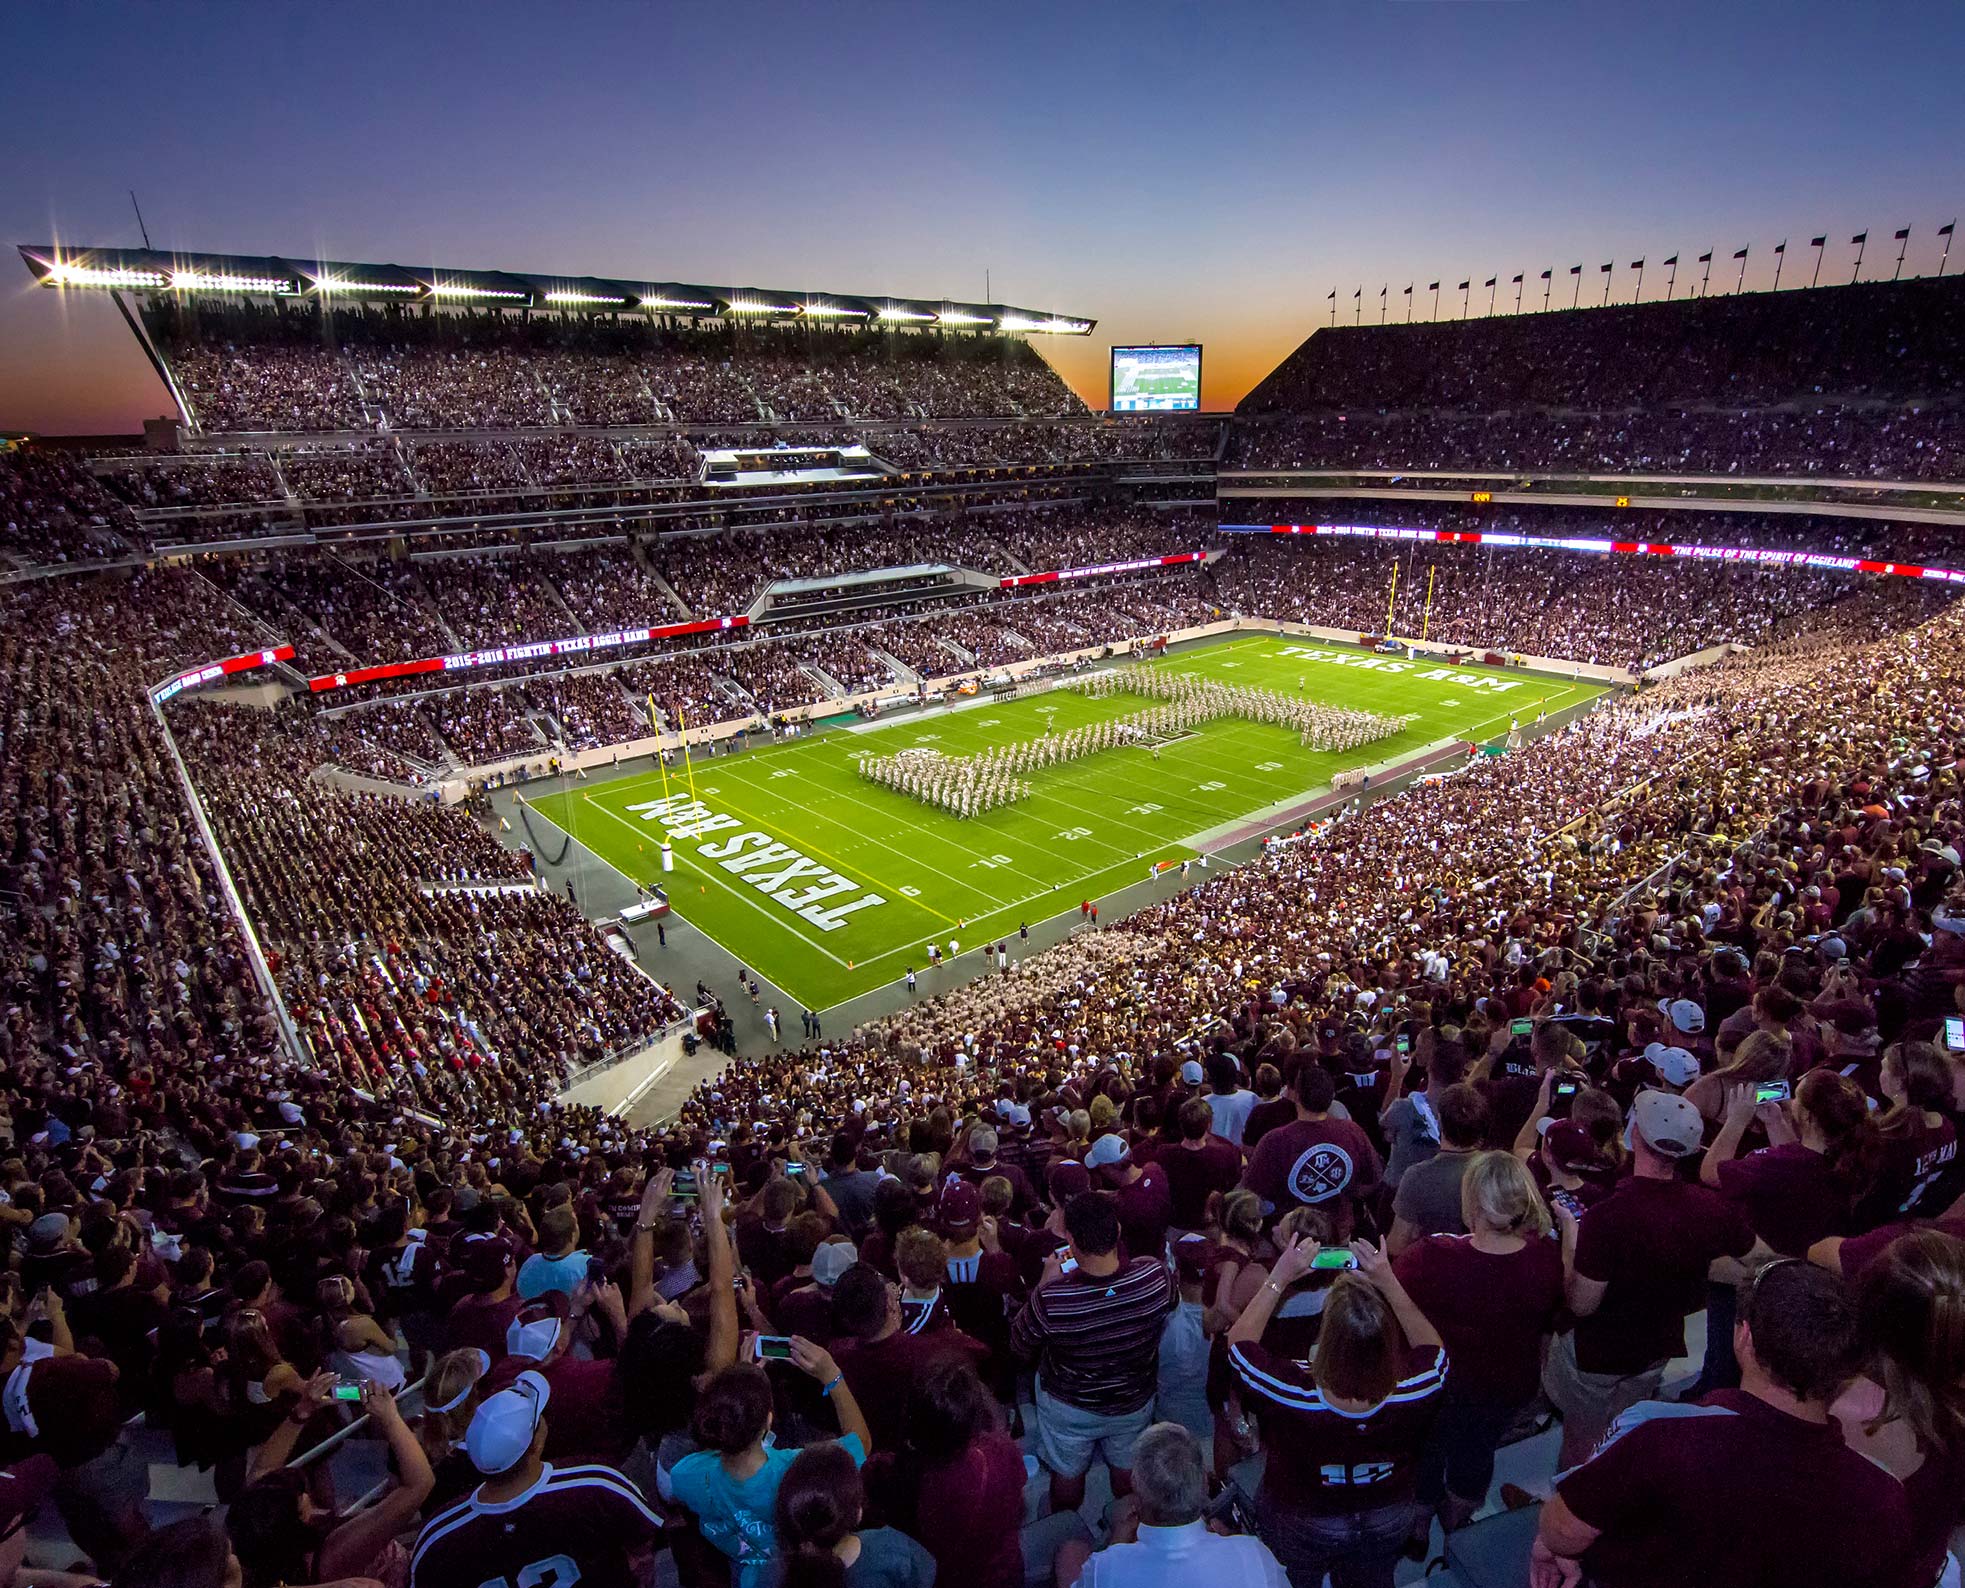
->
<box><xmin>1201</xmin><ymin>1053</ymin><xmax>1259</xmax><ymax>1147</ymax></box>
<box><xmin>1081</xmin><ymin>1422</ymin><xmax>1288</xmax><ymax>1588</ymax></box>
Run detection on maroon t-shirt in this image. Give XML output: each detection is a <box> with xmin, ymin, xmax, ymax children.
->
<box><xmin>1228</xmin><ymin>1339</ymin><xmax>1446</xmax><ymax>1515</ymax></box>
<box><xmin>409</xmin><ymin>1461</ymin><xmax>663</xmax><ymax>1588</ymax></box>
<box><xmin>832</xmin><ymin>1326</ymin><xmax>989</xmax><ymax>1452</ymax></box>
<box><xmin>866</xmin><ymin>1430</ymin><xmax>1025</xmax><ymax>1588</ymax></box>
<box><xmin>1558</xmin><ymin>1391</ymin><xmax>1914</xmax><ymax>1588</ymax></box>
<box><xmin>770</xmin><ymin>1282</ymin><xmax>835</xmax><ymax>1344</ymax></box>
<box><xmin>1394</xmin><ymin>1234</ymin><xmax>1564</xmax><ymax>1405</ymax></box>
<box><xmin>1110</xmin><ymin>1164</ymin><xmax>1174</xmax><ymax>1259</ymax></box>
<box><xmin>1241</xmin><ymin>1097</ymin><xmax>1296</xmax><ymax>1149</ymax></box>
<box><xmin>5</xmin><ymin>1355</ymin><xmax>122</xmax><ymax>1468</ymax></box>
<box><xmin>1243</xmin><ymin>1116</ymin><xmax>1384</xmax><ymax>1217</ymax></box>
<box><xmin>441</xmin><ymin>1292</ymin><xmax>525</xmax><ymax>1359</ymax></box>
<box><xmin>1154</xmin><ymin>1139</ymin><xmax>1243</xmax><ymax>1230</ymax></box>
<box><xmin>482</xmin><ymin>1355</ymin><xmax>629</xmax><ymax>1467</ymax></box>
<box><xmin>1714</xmin><ymin>1142</ymin><xmax>1852</xmax><ymax>1256</ymax></box>
<box><xmin>1571</xmin><ymin>1176</ymin><xmax>1754</xmax><ymax>1376</ymax></box>
<box><xmin>1837</xmin><ymin>1213</ymin><xmax>1965</xmax><ymax>1283</ymax></box>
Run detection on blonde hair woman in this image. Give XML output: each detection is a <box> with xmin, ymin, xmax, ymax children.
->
<box><xmin>1393</xmin><ymin>1152</ymin><xmax>1565</xmax><ymax>1534</ymax></box>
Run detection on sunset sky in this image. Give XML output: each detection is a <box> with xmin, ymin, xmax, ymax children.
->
<box><xmin>3</xmin><ymin>0</ymin><xmax>1962</xmax><ymax>434</ymax></box>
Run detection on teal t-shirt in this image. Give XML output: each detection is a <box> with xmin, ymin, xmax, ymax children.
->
<box><xmin>669</xmin><ymin>1434</ymin><xmax>868</xmax><ymax>1588</ymax></box>
<box><xmin>847</xmin><ymin>1526</ymin><xmax>937</xmax><ymax>1588</ymax></box>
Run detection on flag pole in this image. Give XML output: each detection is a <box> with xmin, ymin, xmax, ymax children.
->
<box><xmin>1735</xmin><ymin>247</ymin><xmax>1749</xmax><ymax>295</ymax></box>
<box><xmin>1851</xmin><ymin>232</ymin><xmax>1867</xmax><ymax>284</ymax></box>
<box><xmin>1771</xmin><ymin>241</ymin><xmax>1786</xmax><ymax>291</ymax></box>
<box><xmin>1632</xmin><ymin>260</ymin><xmax>1644</xmax><ymax>302</ymax></box>
<box><xmin>1811</xmin><ymin>236</ymin><xmax>1826</xmax><ymax>288</ymax></box>
<box><xmin>1542</xmin><ymin>271</ymin><xmax>1551</xmax><ymax>312</ymax></box>
<box><xmin>1893</xmin><ymin>227</ymin><xmax>1910</xmax><ymax>282</ymax></box>
<box><xmin>1664</xmin><ymin>256</ymin><xmax>1677</xmax><ymax>300</ymax></box>
<box><xmin>1940</xmin><ymin>223</ymin><xmax>1958</xmax><ymax>278</ymax></box>
<box><xmin>1700</xmin><ymin>251</ymin><xmax>1712</xmax><ymax>298</ymax></box>
<box><xmin>1513</xmin><ymin>274</ymin><xmax>1523</xmax><ymax>314</ymax></box>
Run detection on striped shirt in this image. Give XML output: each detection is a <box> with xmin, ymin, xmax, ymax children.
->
<box><xmin>409</xmin><ymin>1461</ymin><xmax>663</xmax><ymax>1588</ymax></box>
<box><xmin>1229</xmin><ymin>1340</ymin><xmax>1447</xmax><ymax>1515</ymax></box>
<box><xmin>1010</xmin><ymin>1257</ymin><xmax>1176</xmax><ymax>1415</ymax></box>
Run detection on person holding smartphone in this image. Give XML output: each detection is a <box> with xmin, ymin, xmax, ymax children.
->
<box><xmin>1226</xmin><ymin>1234</ymin><xmax>1446</xmax><ymax>1588</ymax></box>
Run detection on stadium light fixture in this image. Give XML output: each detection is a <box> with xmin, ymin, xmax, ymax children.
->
<box><xmin>799</xmin><ymin>301</ymin><xmax>867</xmax><ymax>319</ymax></box>
<box><xmin>41</xmin><ymin>260</ymin><xmax>170</xmax><ymax>289</ymax></box>
<box><xmin>998</xmin><ymin>313</ymin><xmax>1091</xmax><ymax>335</ymax></box>
<box><xmin>170</xmin><ymin>269</ymin><xmax>293</xmax><ymax>294</ymax></box>
<box><xmin>429</xmin><ymin>282</ymin><xmax>529</xmax><ymax>300</ymax></box>
<box><xmin>638</xmin><ymin>293</ymin><xmax>714</xmax><ymax>311</ymax></box>
<box><xmin>309</xmin><ymin>275</ymin><xmax>420</xmax><ymax>294</ymax></box>
<box><xmin>544</xmin><ymin>289</ymin><xmax>629</xmax><ymax>305</ymax></box>
<box><xmin>877</xmin><ymin>305</ymin><xmax>935</xmax><ymax>323</ymax></box>
<box><xmin>935</xmin><ymin>308</ymin><xmax>992</xmax><ymax>326</ymax></box>
<box><xmin>724</xmin><ymin>298</ymin><xmax>796</xmax><ymax>315</ymax></box>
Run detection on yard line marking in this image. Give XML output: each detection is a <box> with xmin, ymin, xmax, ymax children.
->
<box><xmin>775</xmin><ymin>736</ymin><xmax>1131</xmax><ymax>871</ymax></box>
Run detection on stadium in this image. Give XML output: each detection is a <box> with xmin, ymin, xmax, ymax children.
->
<box><xmin>4</xmin><ymin>11</ymin><xmax>1965</xmax><ymax>1588</ymax></box>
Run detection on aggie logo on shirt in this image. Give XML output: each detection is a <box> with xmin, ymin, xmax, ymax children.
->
<box><xmin>1288</xmin><ymin>1143</ymin><xmax>1356</xmax><ymax>1203</ymax></box>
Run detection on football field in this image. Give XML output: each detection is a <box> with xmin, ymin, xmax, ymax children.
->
<box><xmin>527</xmin><ymin>634</ymin><xmax>1610</xmax><ymax>1009</ymax></box>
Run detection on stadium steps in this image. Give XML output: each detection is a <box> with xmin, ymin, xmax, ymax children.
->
<box><xmin>798</xmin><ymin>662</ymin><xmax>848</xmax><ymax>698</ymax></box>
<box><xmin>628</xmin><ymin>543</ymin><xmax>694</xmax><ymax>618</ymax></box>
<box><xmin>868</xmin><ymin>648</ymin><xmax>920</xmax><ymax>686</ymax></box>
<box><xmin>935</xmin><ymin>636</ymin><xmax>977</xmax><ymax>669</ymax></box>
<box><xmin>537</xmin><ymin>571</ymin><xmax>583</xmax><ymax>631</ymax></box>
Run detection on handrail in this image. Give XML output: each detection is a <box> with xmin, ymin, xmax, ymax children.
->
<box><xmin>285</xmin><ymin>1373</ymin><xmax>427</xmax><ymax>1472</ymax></box>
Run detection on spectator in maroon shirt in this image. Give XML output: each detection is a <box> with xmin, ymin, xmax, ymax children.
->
<box><xmin>440</xmin><ymin>1235</ymin><xmax>524</xmax><ymax>1359</ymax></box>
<box><xmin>1241</xmin><ymin>1063</ymin><xmax>1294</xmax><ymax>1149</ymax></box>
<box><xmin>1085</xmin><ymin>1135</ymin><xmax>1173</xmax><ymax>1261</ymax></box>
<box><xmin>1534</xmin><ymin>1259</ymin><xmax>1913</xmax><ymax>1588</ymax></box>
<box><xmin>1152</xmin><ymin>1099</ymin><xmax>1242</xmax><ymax>1236</ymax></box>
<box><xmin>948</xmin><ymin>1125</ymin><xmax>1040</xmax><ymax>1218</ymax></box>
<box><xmin>1694</xmin><ymin>1069</ymin><xmax>1881</xmax><ymax>1393</ymax></box>
<box><xmin>735</xmin><ymin>1179</ymin><xmax>803</xmax><ymax>1291</ymax></box>
<box><xmin>773</xmin><ymin>1238</ymin><xmax>857</xmax><ymax>1344</ymax></box>
<box><xmin>1227</xmin><ymin>1234</ymin><xmax>1447</xmax><ymax>1588</ymax></box>
<box><xmin>1394</xmin><ymin>1152</ymin><xmax>1564</xmax><ymax>1535</ymax></box>
<box><xmin>1547</xmin><ymin>1091</ymin><xmax>1754</xmax><ymax>1468</ymax></box>
<box><xmin>865</xmin><ymin>1358</ymin><xmax>1092</xmax><ymax>1588</ymax></box>
<box><xmin>828</xmin><ymin>1263</ymin><xmax>987</xmax><ymax>1452</ymax></box>
<box><xmin>1857</xmin><ymin>1040</ymin><xmax>1961</xmax><ymax>1227</ymax></box>
<box><xmin>1831</xmin><ymin>1229</ymin><xmax>1965</xmax><ymax>1588</ymax></box>
<box><xmin>1241</xmin><ymin>1061</ymin><xmax>1383</xmax><ymax>1237</ymax></box>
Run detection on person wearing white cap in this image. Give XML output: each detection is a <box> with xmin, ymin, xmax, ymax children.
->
<box><xmin>409</xmin><ymin>1369</ymin><xmax>663</xmax><ymax>1588</ymax></box>
<box><xmin>1541</xmin><ymin>1091</ymin><xmax>1755</xmax><ymax>1470</ymax></box>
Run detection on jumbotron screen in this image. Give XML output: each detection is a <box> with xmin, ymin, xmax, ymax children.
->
<box><xmin>1110</xmin><ymin>344</ymin><xmax>1202</xmax><ymax>412</ymax></box>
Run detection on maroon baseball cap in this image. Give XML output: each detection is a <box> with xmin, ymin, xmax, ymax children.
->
<box><xmin>1047</xmin><ymin>1160</ymin><xmax>1091</xmax><ymax>1204</ymax></box>
<box><xmin>456</xmin><ymin>1233</ymin><xmax>516</xmax><ymax>1292</ymax></box>
<box><xmin>1541</xmin><ymin>1120</ymin><xmax>1599</xmax><ymax>1172</ymax></box>
<box><xmin>937</xmin><ymin>1180</ymin><xmax>982</xmax><ymax>1236</ymax></box>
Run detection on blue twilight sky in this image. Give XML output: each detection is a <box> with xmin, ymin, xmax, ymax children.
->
<box><xmin>2</xmin><ymin>0</ymin><xmax>1962</xmax><ymax>432</ymax></box>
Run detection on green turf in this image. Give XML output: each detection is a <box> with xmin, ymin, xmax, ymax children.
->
<box><xmin>526</xmin><ymin>634</ymin><xmax>1610</xmax><ymax>1009</ymax></box>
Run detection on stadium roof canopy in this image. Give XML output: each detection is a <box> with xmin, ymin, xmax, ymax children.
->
<box><xmin>16</xmin><ymin>244</ymin><xmax>1096</xmax><ymax>334</ymax></box>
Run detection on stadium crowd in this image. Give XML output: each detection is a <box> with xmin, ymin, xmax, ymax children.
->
<box><xmin>0</xmin><ymin>547</ymin><xmax>1959</xmax><ymax>1588</ymax></box>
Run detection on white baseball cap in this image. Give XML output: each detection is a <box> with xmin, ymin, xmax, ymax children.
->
<box><xmin>1084</xmin><ymin>1134</ymin><xmax>1131</xmax><ymax>1171</ymax></box>
<box><xmin>465</xmin><ymin>1370</ymin><xmax>551</xmax><ymax>1474</ymax></box>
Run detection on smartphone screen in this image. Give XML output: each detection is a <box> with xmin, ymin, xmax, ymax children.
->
<box><xmin>1395</xmin><ymin>1034</ymin><xmax>1410</xmax><ymax>1054</ymax></box>
<box><xmin>1511</xmin><ymin>1018</ymin><xmax>1533</xmax><ymax>1037</ymax></box>
<box><xmin>1754</xmin><ymin>1081</ymin><xmax>1791</xmax><ymax>1104</ymax></box>
<box><xmin>1058</xmin><ymin>1255</ymin><xmax>1079</xmax><ymax>1275</ymax></box>
<box><xmin>753</xmin><ymin>1335</ymin><xmax>795</xmax><ymax>1362</ymax></box>
<box><xmin>1946</xmin><ymin>1015</ymin><xmax>1964</xmax><ymax>1054</ymax></box>
<box><xmin>1310</xmin><ymin>1248</ymin><xmax>1357</xmax><ymax>1271</ymax></box>
<box><xmin>1553</xmin><ymin>1078</ymin><xmax>1581</xmax><ymax>1098</ymax></box>
<box><xmin>332</xmin><ymin>1381</ymin><xmax>364</xmax><ymax>1403</ymax></box>
<box><xmin>1548</xmin><ymin>1189</ymin><xmax>1585</xmax><ymax>1220</ymax></box>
